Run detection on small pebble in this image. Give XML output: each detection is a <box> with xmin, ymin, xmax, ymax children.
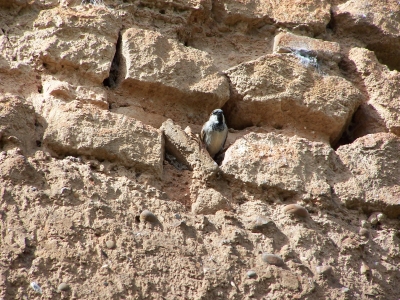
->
<box><xmin>283</xmin><ymin>204</ymin><xmax>309</xmax><ymax>218</ymax></box>
<box><xmin>247</xmin><ymin>270</ymin><xmax>257</xmax><ymax>278</ymax></box>
<box><xmin>106</xmin><ymin>240</ymin><xmax>115</xmax><ymax>249</ymax></box>
<box><xmin>359</xmin><ymin>228</ymin><xmax>370</xmax><ymax>238</ymax></box>
<box><xmin>368</xmin><ymin>212</ymin><xmax>386</xmax><ymax>225</ymax></box>
<box><xmin>139</xmin><ymin>210</ymin><xmax>158</xmax><ymax>223</ymax></box>
<box><xmin>369</xmin><ymin>216</ymin><xmax>378</xmax><ymax>225</ymax></box>
<box><xmin>57</xmin><ymin>282</ymin><xmax>69</xmax><ymax>292</ymax></box>
<box><xmin>316</xmin><ymin>265</ymin><xmax>333</xmax><ymax>276</ymax></box>
<box><xmin>30</xmin><ymin>282</ymin><xmax>42</xmax><ymax>294</ymax></box>
<box><xmin>377</xmin><ymin>213</ymin><xmax>386</xmax><ymax>222</ymax></box>
<box><xmin>262</xmin><ymin>253</ymin><xmax>284</xmax><ymax>266</ymax></box>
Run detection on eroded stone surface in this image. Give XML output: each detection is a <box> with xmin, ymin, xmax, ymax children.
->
<box><xmin>161</xmin><ymin>119</ymin><xmax>218</xmax><ymax>174</ymax></box>
<box><xmin>191</xmin><ymin>187</ymin><xmax>229</xmax><ymax>214</ymax></box>
<box><xmin>221</xmin><ymin>132</ymin><xmax>337</xmax><ymax>203</ymax></box>
<box><xmin>120</xmin><ymin>28</ymin><xmax>230</xmax><ymax>125</ymax></box>
<box><xmin>42</xmin><ymin>101</ymin><xmax>164</xmax><ymax>177</ymax></box>
<box><xmin>348</xmin><ymin>48</ymin><xmax>400</xmax><ymax>137</ymax></box>
<box><xmin>335</xmin><ymin>133</ymin><xmax>400</xmax><ymax>217</ymax></box>
<box><xmin>333</xmin><ymin>0</ymin><xmax>400</xmax><ymax>70</ymax></box>
<box><xmin>0</xmin><ymin>94</ymin><xmax>36</xmax><ymax>154</ymax></box>
<box><xmin>29</xmin><ymin>7</ymin><xmax>120</xmax><ymax>84</ymax></box>
<box><xmin>224</xmin><ymin>54</ymin><xmax>362</xmax><ymax>144</ymax></box>
<box><xmin>213</xmin><ymin>0</ymin><xmax>331</xmax><ymax>34</ymax></box>
<box><xmin>0</xmin><ymin>0</ymin><xmax>400</xmax><ymax>299</ymax></box>
<box><xmin>42</xmin><ymin>77</ymin><xmax>108</xmax><ymax>108</ymax></box>
<box><xmin>273</xmin><ymin>32</ymin><xmax>341</xmax><ymax>62</ymax></box>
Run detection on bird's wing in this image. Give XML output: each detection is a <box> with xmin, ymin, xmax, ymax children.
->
<box><xmin>200</xmin><ymin>124</ymin><xmax>206</xmax><ymax>142</ymax></box>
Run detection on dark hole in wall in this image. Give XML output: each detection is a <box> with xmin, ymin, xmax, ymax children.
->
<box><xmin>366</xmin><ymin>42</ymin><xmax>400</xmax><ymax>72</ymax></box>
<box><xmin>103</xmin><ymin>31</ymin><xmax>122</xmax><ymax>88</ymax></box>
<box><xmin>326</xmin><ymin>9</ymin><xmax>336</xmax><ymax>31</ymax></box>
<box><xmin>333</xmin><ymin>107</ymin><xmax>360</xmax><ymax>150</ymax></box>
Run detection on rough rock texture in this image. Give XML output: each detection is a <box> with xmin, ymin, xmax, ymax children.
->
<box><xmin>119</xmin><ymin>27</ymin><xmax>230</xmax><ymax>125</ymax></box>
<box><xmin>221</xmin><ymin>132</ymin><xmax>338</xmax><ymax>207</ymax></box>
<box><xmin>161</xmin><ymin>119</ymin><xmax>217</xmax><ymax>174</ymax></box>
<box><xmin>42</xmin><ymin>101</ymin><xmax>164</xmax><ymax>177</ymax></box>
<box><xmin>335</xmin><ymin>133</ymin><xmax>400</xmax><ymax>218</ymax></box>
<box><xmin>273</xmin><ymin>32</ymin><xmax>342</xmax><ymax>62</ymax></box>
<box><xmin>213</xmin><ymin>0</ymin><xmax>331</xmax><ymax>35</ymax></box>
<box><xmin>332</xmin><ymin>0</ymin><xmax>400</xmax><ymax>71</ymax></box>
<box><xmin>1</xmin><ymin>0</ymin><xmax>400</xmax><ymax>299</ymax></box>
<box><xmin>348</xmin><ymin>47</ymin><xmax>400</xmax><ymax>137</ymax></box>
<box><xmin>31</xmin><ymin>6</ymin><xmax>121</xmax><ymax>85</ymax></box>
<box><xmin>224</xmin><ymin>54</ymin><xmax>362</xmax><ymax>144</ymax></box>
<box><xmin>0</xmin><ymin>94</ymin><xmax>36</xmax><ymax>154</ymax></box>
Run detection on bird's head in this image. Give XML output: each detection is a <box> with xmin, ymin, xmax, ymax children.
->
<box><xmin>210</xmin><ymin>109</ymin><xmax>225</xmax><ymax>124</ymax></box>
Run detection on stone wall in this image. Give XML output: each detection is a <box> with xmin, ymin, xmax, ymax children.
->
<box><xmin>1</xmin><ymin>0</ymin><xmax>399</xmax><ymax>299</ymax></box>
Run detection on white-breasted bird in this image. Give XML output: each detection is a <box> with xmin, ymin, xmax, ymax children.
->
<box><xmin>200</xmin><ymin>109</ymin><xmax>228</xmax><ymax>158</ymax></box>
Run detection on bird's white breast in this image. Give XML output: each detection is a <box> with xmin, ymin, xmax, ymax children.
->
<box><xmin>203</xmin><ymin>121</ymin><xmax>227</xmax><ymax>157</ymax></box>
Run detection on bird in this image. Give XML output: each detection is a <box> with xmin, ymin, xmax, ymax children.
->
<box><xmin>200</xmin><ymin>109</ymin><xmax>228</xmax><ymax>158</ymax></box>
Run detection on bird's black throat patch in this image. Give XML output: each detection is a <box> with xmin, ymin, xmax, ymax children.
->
<box><xmin>217</xmin><ymin>114</ymin><xmax>223</xmax><ymax>124</ymax></box>
<box><xmin>212</xmin><ymin>119</ymin><xmax>225</xmax><ymax>131</ymax></box>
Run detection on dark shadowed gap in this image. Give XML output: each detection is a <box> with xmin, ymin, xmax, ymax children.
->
<box><xmin>326</xmin><ymin>8</ymin><xmax>336</xmax><ymax>31</ymax></box>
<box><xmin>103</xmin><ymin>31</ymin><xmax>122</xmax><ymax>88</ymax></box>
<box><xmin>366</xmin><ymin>43</ymin><xmax>400</xmax><ymax>72</ymax></box>
<box><xmin>333</xmin><ymin>105</ymin><xmax>363</xmax><ymax>150</ymax></box>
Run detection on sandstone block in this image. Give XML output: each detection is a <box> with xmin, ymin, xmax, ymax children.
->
<box><xmin>273</xmin><ymin>32</ymin><xmax>341</xmax><ymax>62</ymax></box>
<box><xmin>113</xmin><ymin>106</ymin><xmax>168</xmax><ymax>129</ymax></box>
<box><xmin>224</xmin><ymin>54</ymin><xmax>362</xmax><ymax>144</ymax></box>
<box><xmin>43</xmin><ymin>79</ymin><xmax>73</xmax><ymax>99</ymax></box>
<box><xmin>333</xmin><ymin>0</ymin><xmax>400</xmax><ymax>70</ymax></box>
<box><xmin>120</xmin><ymin>28</ymin><xmax>230</xmax><ymax>124</ymax></box>
<box><xmin>31</xmin><ymin>7</ymin><xmax>120</xmax><ymax>84</ymax></box>
<box><xmin>348</xmin><ymin>48</ymin><xmax>400</xmax><ymax>137</ymax></box>
<box><xmin>213</xmin><ymin>0</ymin><xmax>330</xmax><ymax>34</ymax></box>
<box><xmin>221</xmin><ymin>132</ymin><xmax>336</xmax><ymax>201</ymax></box>
<box><xmin>43</xmin><ymin>101</ymin><xmax>164</xmax><ymax>177</ymax></box>
<box><xmin>161</xmin><ymin>119</ymin><xmax>218</xmax><ymax>174</ymax></box>
<box><xmin>43</xmin><ymin>78</ymin><xmax>108</xmax><ymax>109</ymax></box>
<box><xmin>335</xmin><ymin>133</ymin><xmax>400</xmax><ymax>218</ymax></box>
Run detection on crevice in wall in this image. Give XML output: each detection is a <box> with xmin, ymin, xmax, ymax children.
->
<box><xmin>326</xmin><ymin>8</ymin><xmax>335</xmax><ymax>31</ymax></box>
<box><xmin>333</xmin><ymin>103</ymin><xmax>389</xmax><ymax>150</ymax></box>
<box><xmin>333</xmin><ymin>108</ymin><xmax>359</xmax><ymax>150</ymax></box>
<box><xmin>103</xmin><ymin>31</ymin><xmax>122</xmax><ymax>88</ymax></box>
<box><xmin>221</xmin><ymin>72</ymin><xmax>242</xmax><ymax>130</ymax></box>
<box><xmin>366</xmin><ymin>42</ymin><xmax>400</xmax><ymax>72</ymax></box>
